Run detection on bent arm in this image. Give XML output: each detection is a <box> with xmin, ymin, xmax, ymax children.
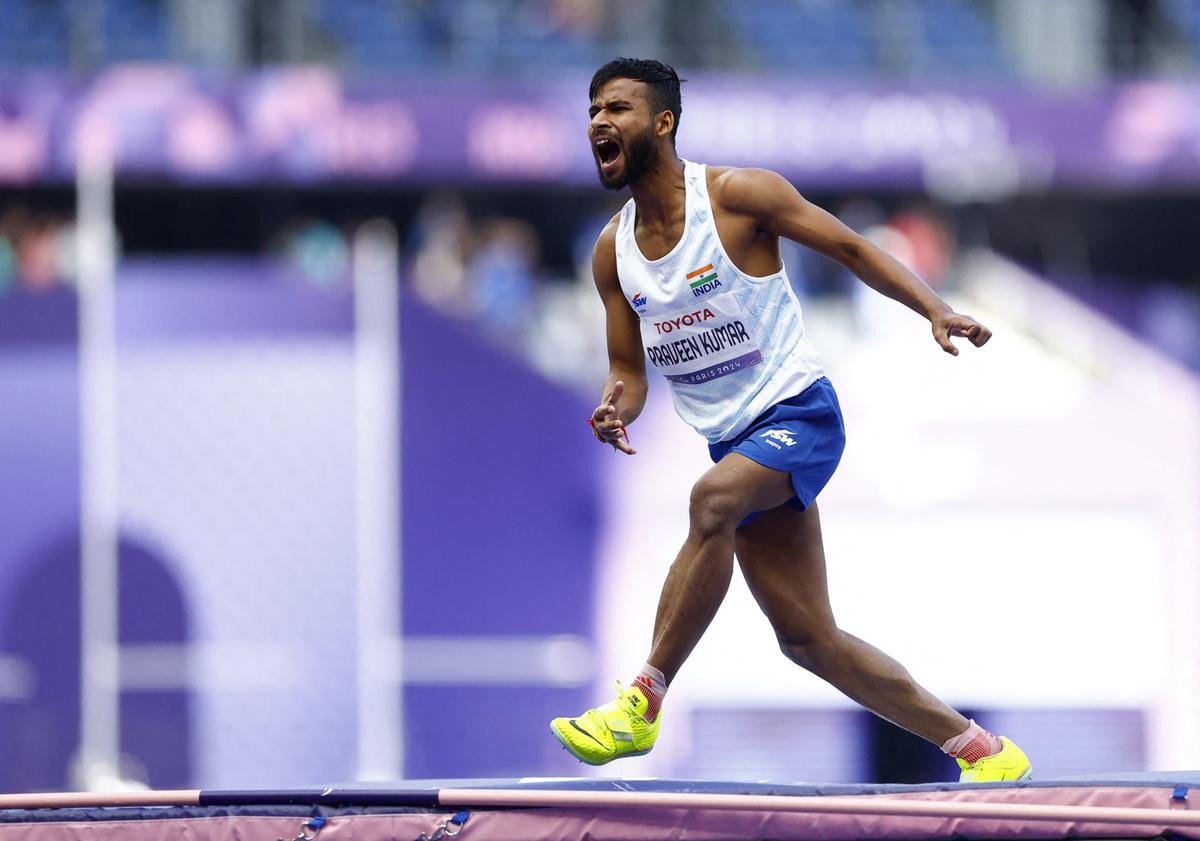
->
<box><xmin>593</xmin><ymin>222</ymin><xmax>648</xmax><ymax>424</ymax></box>
<box><xmin>721</xmin><ymin>168</ymin><xmax>952</xmax><ymax>321</ymax></box>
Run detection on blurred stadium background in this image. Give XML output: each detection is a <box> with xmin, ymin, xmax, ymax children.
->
<box><xmin>0</xmin><ymin>0</ymin><xmax>1198</xmax><ymax>793</ymax></box>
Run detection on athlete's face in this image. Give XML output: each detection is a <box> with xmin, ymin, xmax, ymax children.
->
<box><xmin>588</xmin><ymin>78</ymin><xmax>662</xmax><ymax>191</ymax></box>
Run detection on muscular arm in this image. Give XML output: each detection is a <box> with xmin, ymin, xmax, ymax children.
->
<box><xmin>715</xmin><ymin>167</ymin><xmax>990</xmax><ymax>354</ymax></box>
<box><xmin>593</xmin><ymin>219</ymin><xmax>649</xmax><ymax>440</ymax></box>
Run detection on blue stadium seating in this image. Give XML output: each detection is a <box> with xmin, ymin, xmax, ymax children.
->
<box><xmin>103</xmin><ymin>0</ymin><xmax>170</xmax><ymax>63</ymax></box>
<box><xmin>0</xmin><ymin>0</ymin><xmax>71</xmax><ymax>68</ymax></box>
<box><xmin>314</xmin><ymin>0</ymin><xmax>435</xmax><ymax>71</ymax></box>
<box><xmin>722</xmin><ymin>0</ymin><xmax>877</xmax><ymax>75</ymax></box>
<box><xmin>1162</xmin><ymin>0</ymin><xmax>1200</xmax><ymax>61</ymax></box>
<box><xmin>0</xmin><ymin>0</ymin><xmax>1033</xmax><ymax>80</ymax></box>
<box><xmin>905</xmin><ymin>0</ymin><xmax>1012</xmax><ymax>81</ymax></box>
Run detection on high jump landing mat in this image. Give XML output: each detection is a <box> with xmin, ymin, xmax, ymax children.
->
<box><xmin>1</xmin><ymin>772</ymin><xmax>1198</xmax><ymax>840</ymax></box>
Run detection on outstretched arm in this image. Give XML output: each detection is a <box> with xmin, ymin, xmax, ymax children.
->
<box><xmin>591</xmin><ymin>219</ymin><xmax>648</xmax><ymax>455</ymax></box>
<box><xmin>717</xmin><ymin>168</ymin><xmax>991</xmax><ymax>356</ymax></box>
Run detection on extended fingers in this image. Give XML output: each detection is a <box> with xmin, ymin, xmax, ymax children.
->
<box><xmin>598</xmin><ymin>380</ymin><xmax>625</xmax><ymax>412</ymax></box>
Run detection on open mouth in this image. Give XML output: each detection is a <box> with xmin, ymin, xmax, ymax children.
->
<box><xmin>595</xmin><ymin>137</ymin><xmax>622</xmax><ymax>173</ymax></box>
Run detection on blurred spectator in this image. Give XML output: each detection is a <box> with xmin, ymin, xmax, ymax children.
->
<box><xmin>467</xmin><ymin>217</ymin><xmax>539</xmax><ymax>336</ymax></box>
<box><xmin>533</xmin><ymin>0</ymin><xmax>605</xmax><ymax>39</ymax></box>
<box><xmin>784</xmin><ymin>198</ymin><xmax>887</xmax><ymax>302</ymax></box>
<box><xmin>0</xmin><ymin>227</ymin><xmax>15</xmax><ymax>296</ymax></box>
<box><xmin>18</xmin><ymin>215</ymin><xmax>64</xmax><ymax>292</ymax></box>
<box><xmin>522</xmin><ymin>211</ymin><xmax>613</xmax><ymax>387</ymax></box>
<box><xmin>410</xmin><ymin>193</ymin><xmax>471</xmax><ymax>317</ymax></box>
<box><xmin>842</xmin><ymin>203</ymin><xmax>959</xmax><ymax>343</ymax></box>
<box><xmin>524</xmin><ymin>273</ymin><xmax>607</xmax><ymax>388</ymax></box>
<box><xmin>279</xmin><ymin>219</ymin><xmax>350</xmax><ymax>288</ymax></box>
<box><xmin>888</xmin><ymin>205</ymin><xmax>955</xmax><ymax>290</ymax></box>
<box><xmin>0</xmin><ymin>206</ymin><xmax>74</xmax><ymax>294</ymax></box>
<box><xmin>408</xmin><ymin>196</ymin><xmax>611</xmax><ymax>389</ymax></box>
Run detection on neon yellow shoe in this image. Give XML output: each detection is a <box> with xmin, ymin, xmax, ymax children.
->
<box><xmin>550</xmin><ymin>681</ymin><xmax>660</xmax><ymax>766</ymax></box>
<box><xmin>957</xmin><ymin>736</ymin><xmax>1032</xmax><ymax>782</ymax></box>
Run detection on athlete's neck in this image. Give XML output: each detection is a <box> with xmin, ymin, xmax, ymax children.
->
<box><xmin>628</xmin><ymin>154</ymin><xmax>686</xmax><ymax>227</ymax></box>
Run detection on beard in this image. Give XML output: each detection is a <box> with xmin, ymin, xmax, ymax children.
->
<box><xmin>596</xmin><ymin>124</ymin><xmax>659</xmax><ymax>191</ymax></box>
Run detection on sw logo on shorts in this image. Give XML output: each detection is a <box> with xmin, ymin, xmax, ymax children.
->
<box><xmin>759</xmin><ymin>428</ymin><xmax>797</xmax><ymax>449</ymax></box>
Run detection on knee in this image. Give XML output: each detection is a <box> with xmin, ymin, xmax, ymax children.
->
<box><xmin>778</xmin><ymin>625</ymin><xmax>840</xmax><ymax>673</ymax></box>
<box><xmin>688</xmin><ymin>477</ymin><xmax>743</xmax><ymax>538</ymax></box>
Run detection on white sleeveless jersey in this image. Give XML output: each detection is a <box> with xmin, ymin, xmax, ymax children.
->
<box><xmin>615</xmin><ymin>160</ymin><xmax>825</xmax><ymax>443</ymax></box>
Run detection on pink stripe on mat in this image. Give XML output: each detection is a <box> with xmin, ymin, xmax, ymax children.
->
<box><xmin>438</xmin><ymin>788</ymin><xmax>1200</xmax><ymax>828</ymax></box>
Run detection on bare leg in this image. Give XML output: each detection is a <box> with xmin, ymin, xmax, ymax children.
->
<box><xmin>735</xmin><ymin>501</ymin><xmax>968</xmax><ymax>745</ymax></box>
<box><xmin>647</xmin><ymin>454</ymin><xmax>795</xmax><ymax>683</ymax></box>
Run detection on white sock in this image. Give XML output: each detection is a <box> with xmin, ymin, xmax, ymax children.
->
<box><xmin>941</xmin><ymin>719</ymin><xmax>1003</xmax><ymax>763</ymax></box>
<box><xmin>631</xmin><ymin>663</ymin><xmax>667</xmax><ymax>722</ymax></box>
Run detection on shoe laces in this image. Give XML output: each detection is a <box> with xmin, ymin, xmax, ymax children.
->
<box><xmin>615</xmin><ymin>680</ymin><xmax>641</xmax><ymax>711</ymax></box>
<box><xmin>575</xmin><ymin>682</ymin><xmax>647</xmax><ymax>740</ymax></box>
<box><xmin>575</xmin><ymin>683</ymin><xmax>625</xmax><ymax>734</ymax></box>
<box><xmin>590</xmin><ymin>681</ymin><xmax>640</xmax><ymax>722</ymax></box>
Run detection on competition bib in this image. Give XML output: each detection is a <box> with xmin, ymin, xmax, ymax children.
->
<box><xmin>641</xmin><ymin>294</ymin><xmax>764</xmax><ymax>385</ymax></box>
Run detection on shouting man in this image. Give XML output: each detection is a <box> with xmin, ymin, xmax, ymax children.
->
<box><xmin>550</xmin><ymin>58</ymin><xmax>1031</xmax><ymax>783</ymax></box>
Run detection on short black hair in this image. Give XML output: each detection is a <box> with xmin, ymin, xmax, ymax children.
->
<box><xmin>589</xmin><ymin>58</ymin><xmax>683</xmax><ymax>144</ymax></box>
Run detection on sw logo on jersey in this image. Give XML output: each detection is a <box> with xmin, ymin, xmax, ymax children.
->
<box><xmin>759</xmin><ymin>428</ymin><xmax>797</xmax><ymax>449</ymax></box>
<box><xmin>631</xmin><ymin>292</ymin><xmax>648</xmax><ymax>311</ymax></box>
<box><xmin>686</xmin><ymin>263</ymin><xmax>722</xmax><ymax>298</ymax></box>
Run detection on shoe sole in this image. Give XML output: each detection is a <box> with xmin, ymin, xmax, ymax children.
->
<box><xmin>961</xmin><ymin>764</ymin><xmax>1033</xmax><ymax>784</ymax></box>
<box><xmin>549</xmin><ymin>722</ymin><xmax>651</xmax><ymax>766</ymax></box>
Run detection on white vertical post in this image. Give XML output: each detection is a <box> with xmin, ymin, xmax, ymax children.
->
<box><xmin>76</xmin><ymin>147</ymin><xmax>121</xmax><ymax>788</ymax></box>
<box><xmin>353</xmin><ymin>219</ymin><xmax>404</xmax><ymax>780</ymax></box>
<box><xmin>1150</xmin><ymin>400</ymin><xmax>1200</xmax><ymax>770</ymax></box>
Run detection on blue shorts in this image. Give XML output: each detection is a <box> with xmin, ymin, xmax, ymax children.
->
<box><xmin>708</xmin><ymin>377</ymin><xmax>846</xmax><ymax>522</ymax></box>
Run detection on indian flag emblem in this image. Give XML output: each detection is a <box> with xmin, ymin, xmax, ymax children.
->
<box><xmin>687</xmin><ymin>263</ymin><xmax>722</xmax><ymax>298</ymax></box>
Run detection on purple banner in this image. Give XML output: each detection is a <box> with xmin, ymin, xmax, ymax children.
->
<box><xmin>0</xmin><ymin>67</ymin><xmax>1198</xmax><ymax>188</ymax></box>
<box><xmin>665</xmin><ymin>350</ymin><xmax>764</xmax><ymax>385</ymax></box>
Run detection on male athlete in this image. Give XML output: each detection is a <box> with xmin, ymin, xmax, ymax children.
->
<box><xmin>549</xmin><ymin>58</ymin><xmax>1032</xmax><ymax>783</ymax></box>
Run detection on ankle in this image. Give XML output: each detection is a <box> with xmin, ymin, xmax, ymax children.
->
<box><xmin>941</xmin><ymin>719</ymin><xmax>1002</xmax><ymax>763</ymax></box>
<box><xmin>632</xmin><ymin>663</ymin><xmax>667</xmax><ymax>723</ymax></box>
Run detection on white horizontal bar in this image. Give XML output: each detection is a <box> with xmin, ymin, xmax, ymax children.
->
<box><xmin>0</xmin><ymin>790</ymin><xmax>201</xmax><ymax>809</ymax></box>
<box><xmin>117</xmin><ymin>635</ymin><xmax>593</xmax><ymax>690</ymax></box>
<box><xmin>389</xmin><ymin>635</ymin><xmax>593</xmax><ymax>687</ymax></box>
<box><xmin>119</xmin><ymin>641</ymin><xmax>306</xmax><ymax>691</ymax></box>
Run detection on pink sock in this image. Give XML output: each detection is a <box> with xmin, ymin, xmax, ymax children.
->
<box><xmin>631</xmin><ymin>663</ymin><xmax>667</xmax><ymax>723</ymax></box>
<box><xmin>941</xmin><ymin>719</ymin><xmax>1003</xmax><ymax>764</ymax></box>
